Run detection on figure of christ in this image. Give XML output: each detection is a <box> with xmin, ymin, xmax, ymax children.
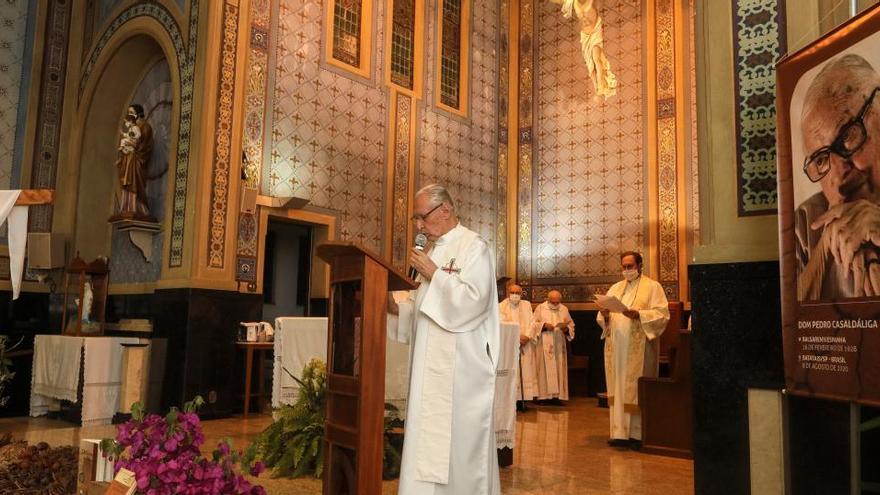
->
<box><xmin>553</xmin><ymin>0</ymin><xmax>618</xmax><ymax>99</ymax></box>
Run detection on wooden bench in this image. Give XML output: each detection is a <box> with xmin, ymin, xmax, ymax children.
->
<box><xmin>638</xmin><ymin>329</ymin><xmax>693</xmax><ymax>458</ymax></box>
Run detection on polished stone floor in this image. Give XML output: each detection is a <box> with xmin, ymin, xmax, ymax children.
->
<box><xmin>0</xmin><ymin>397</ymin><xmax>693</xmax><ymax>494</ymax></box>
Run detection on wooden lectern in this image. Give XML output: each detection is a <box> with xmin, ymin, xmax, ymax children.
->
<box><xmin>316</xmin><ymin>242</ymin><xmax>416</xmax><ymax>495</ymax></box>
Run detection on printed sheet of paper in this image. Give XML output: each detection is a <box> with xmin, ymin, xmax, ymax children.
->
<box><xmin>594</xmin><ymin>294</ymin><xmax>629</xmax><ymax>313</ymax></box>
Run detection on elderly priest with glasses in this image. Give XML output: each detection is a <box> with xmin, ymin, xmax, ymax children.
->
<box><xmin>796</xmin><ymin>54</ymin><xmax>880</xmax><ymax>300</ymax></box>
<box><xmin>388</xmin><ymin>184</ymin><xmax>501</xmax><ymax>495</ymax></box>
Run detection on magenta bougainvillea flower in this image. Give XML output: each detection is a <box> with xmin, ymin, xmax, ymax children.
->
<box><xmin>102</xmin><ymin>399</ymin><xmax>265</xmax><ymax>495</ymax></box>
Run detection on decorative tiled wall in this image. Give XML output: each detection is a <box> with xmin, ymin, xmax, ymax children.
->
<box><xmin>236</xmin><ymin>0</ymin><xmax>273</xmax><ymax>284</ymax></box>
<box><xmin>28</xmin><ymin>0</ymin><xmax>73</xmax><ymax>233</ymax></box>
<box><xmin>419</xmin><ymin>0</ymin><xmax>498</xmax><ymax>246</ymax></box>
<box><xmin>269</xmin><ymin>0</ymin><xmax>387</xmax><ymax>252</ymax></box>
<box><xmin>0</xmin><ymin>0</ymin><xmax>32</xmax><ymax>190</ymax></box>
<box><xmin>533</xmin><ymin>0</ymin><xmax>644</xmax><ymax>280</ymax></box>
<box><xmin>733</xmin><ymin>0</ymin><xmax>786</xmax><ymax>216</ymax></box>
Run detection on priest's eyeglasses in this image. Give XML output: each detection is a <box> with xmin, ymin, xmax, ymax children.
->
<box><xmin>411</xmin><ymin>203</ymin><xmax>443</xmax><ymax>222</ymax></box>
<box><xmin>803</xmin><ymin>86</ymin><xmax>880</xmax><ymax>183</ymax></box>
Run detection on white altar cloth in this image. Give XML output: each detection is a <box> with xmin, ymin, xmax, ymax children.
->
<box><xmin>30</xmin><ymin>335</ymin><xmax>140</xmax><ymax>425</ymax></box>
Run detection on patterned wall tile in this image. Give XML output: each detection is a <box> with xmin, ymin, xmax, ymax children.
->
<box><xmin>207</xmin><ymin>2</ymin><xmax>240</xmax><ymax>269</ymax></box>
<box><xmin>419</xmin><ymin>0</ymin><xmax>498</xmax><ymax>246</ymax></box>
<box><xmin>534</xmin><ymin>0</ymin><xmax>644</xmax><ymax>280</ymax></box>
<box><xmin>496</xmin><ymin>0</ymin><xmax>509</xmax><ymax>275</ymax></box>
<box><xmin>269</xmin><ymin>0</ymin><xmax>387</xmax><ymax>252</ymax></box>
<box><xmin>28</xmin><ymin>0</ymin><xmax>73</xmax><ymax>233</ymax></box>
<box><xmin>96</xmin><ymin>0</ymin><xmax>126</xmax><ymax>30</ymax></box>
<box><xmin>0</xmin><ymin>0</ymin><xmax>30</xmax><ymax>190</ymax></box>
<box><xmin>236</xmin><ymin>0</ymin><xmax>273</xmax><ymax>284</ymax></box>
<box><xmin>689</xmin><ymin>0</ymin><xmax>700</xmax><ymax>245</ymax></box>
<box><xmin>733</xmin><ymin>0</ymin><xmax>786</xmax><ymax>215</ymax></box>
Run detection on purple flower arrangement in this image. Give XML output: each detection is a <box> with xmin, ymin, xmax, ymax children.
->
<box><xmin>101</xmin><ymin>397</ymin><xmax>265</xmax><ymax>494</ymax></box>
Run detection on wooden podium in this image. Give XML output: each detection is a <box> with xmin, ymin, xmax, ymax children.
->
<box><xmin>316</xmin><ymin>242</ymin><xmax>416</xmax><ymax>495</ymax></box>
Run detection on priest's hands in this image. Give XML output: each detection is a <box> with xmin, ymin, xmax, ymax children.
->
<box><xmin>542</xmin><ymin>322</ymin><xmax>555</xmax><ymax>331</ymax></box>
<box><xmin>599</xmin><ymin>309</ymin><xmax>610</xmax><ymax>321</ymax></box>
<box><xmin>622</xmin><ymin>309</ymin><xmax>639</xmax><ymax>320</ymax></box>
<box><xmin>409</xmin><ymin>247</ymin><xmax>438</xmax><ymax>280</ymax></box>
<box><xmin>555</xmin><ymin>320</ymin><xmax>571</xmax><ymax>335</ymax></box>
<box><xmin>519</xmin><ymin>334</ymin><xmax>531</xmax><ymax>345</ymax></box>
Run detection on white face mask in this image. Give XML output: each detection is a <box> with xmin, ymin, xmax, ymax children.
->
<box><xmin>548</xmin><ymin>302</ymin><xmax>560</xmax><ymax>310</ymax></box>
<box><xmin>509</xmin><ymin>294</ymin><xmax>521</xmax><ymax>304</ymax></box>
<box><xmin>623</xmin><ymin>269</ymin><xmax>639</xmax><ymax>282</ymax></box>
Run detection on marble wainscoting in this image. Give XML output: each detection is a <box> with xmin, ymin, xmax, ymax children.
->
<box><xmin>152</xmin><ymin>289</ymin><xmax>262</xmax><ymax>418</ymax></box>
<box><xmin>689</xmin><ymin>262</ymin><xmax>785</xmax><ymax>494</ymax></box>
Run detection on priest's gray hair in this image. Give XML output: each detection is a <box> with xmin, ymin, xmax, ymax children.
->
<box><xmin>802</xmin><ymin>54</ymin><xmax>880</xmax><ymax>122</ymax></box>
<box><xmin>416</xmin><ymin>183</ymin><xmax>455</xmax><ymax>210</ymax></box>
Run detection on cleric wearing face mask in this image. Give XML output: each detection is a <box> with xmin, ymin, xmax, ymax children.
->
<box><xmin>499</xmin><ymin>284</ymin><xmax>540</xmax><ymax>404</ymax></box>
<box><xmin>595</xmin><ymin>251</ymin><xmax>670</xmax><ymax>449</ymax></box>
<box><xmin>529</xmin><ymin>290</ymin><xmax>575</xmax><ymax>404</ymax></box>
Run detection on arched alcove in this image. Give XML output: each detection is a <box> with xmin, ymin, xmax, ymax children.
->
<box><xmin>74</xmin><ymin>34</ymin><xmax>173</xmax><ymax>267</ymax></box>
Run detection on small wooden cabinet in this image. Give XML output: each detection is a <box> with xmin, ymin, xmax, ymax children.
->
<box><xmin>62</xmin><ymin>253</ymin><xmax>109</xmax><ymax>336</ymax></box>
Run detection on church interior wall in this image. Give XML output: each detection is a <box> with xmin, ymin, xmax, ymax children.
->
<box><xmin>532</xmin><ymin>0</ymin><xmax>645</xmax><ymax>289</ymax></box>
<box><xmin>691</xmin><ymin>1</ymin><xmax>880</xmax><ymax>493</ymax></box>
<box><xmin>0</xmin><ymin>0</ymin><xmax>37</xmax><ymax>193</ymax></box>
<box><xmin>418</xmin><ymin>0</ymin><xmax>499</xmax><ymax>247</ymax></box>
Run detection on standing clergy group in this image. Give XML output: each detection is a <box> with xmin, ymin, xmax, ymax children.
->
<box><xmin>499</xmin><ymin>288</ymin><xmax>575</xmax><ymax>405</ymax></box>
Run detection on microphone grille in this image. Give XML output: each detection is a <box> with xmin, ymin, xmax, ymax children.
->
<box><xmin>414</xmin><ymin>233</ymin><xmax>428</xmax><ymax>248</ymax></box>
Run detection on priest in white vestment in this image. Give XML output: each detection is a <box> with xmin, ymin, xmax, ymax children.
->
<box><xmin>499</xmin><ymin>284</ymin><xmax>539</xmax><ymax>403</ymax></box>
<box><xmin>389</xmin><ymin>184</ymin><xmax>501</xmax><ymax>495</ymax></box>
<box><xmin>596</xmin><ymin>251</ymin><xmax>669</xmax><ymax>448</ymax></box>
<box><xmin>530</xmin><ymin>290</ymin><xmax>575</xmax><ymax>402</ymax></box>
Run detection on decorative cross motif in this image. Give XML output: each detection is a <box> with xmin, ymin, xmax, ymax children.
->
<box><xmin>441</xmin><ymin>258</ymin><xmax>461</xmax><ymax>274</ymax></box>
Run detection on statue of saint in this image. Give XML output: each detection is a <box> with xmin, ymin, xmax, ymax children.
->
<box><xmin>111</xmin><ymin>104</ymin><xmax>155</xmax><ymax>221</ymax></box>
<box><xmin>557</xmin><ymin>0</ymin><xmax>617</xmax><ymax>99</ymax></box>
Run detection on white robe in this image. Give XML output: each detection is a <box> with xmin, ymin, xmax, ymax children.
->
<box><xmin>393</xmin><ymin>223</ymin><xmax>501</xmax><ymax>495</ymax></box>
<box><xmin>596</xmin><ymin>275</ymin><xmax>669</xmax><ymax>440</ymax></box>
<box><xmin>499</xmin><ymin>298</ymin><xmax>539</xmax><ymax>400</ymax></box>
<box><xmin>530</xmin><ymin>302</ymin><xmax>575</xmax><ymax>401</ymax></box>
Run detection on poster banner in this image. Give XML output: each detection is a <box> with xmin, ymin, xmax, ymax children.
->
<box><xmin>777</xmin><ymin>5</ymin><xmax>880</xmax><ymax>406</ymax></box>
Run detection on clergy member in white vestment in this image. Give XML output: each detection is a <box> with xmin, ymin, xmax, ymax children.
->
<box><xmin>499</xmin><ymin>284</ymin><xmax>539</xmax><ymax>403</ymax></box>
<box><xmin>596</xmin><ymin>251</ymin><xmax>669</xmax><ymax>448</ymax></box>
<box><xmin>389</xmin><ymin>184</ymin><xmax>501</xmax><ymax>495</ymax></box>
<box><xmin>530</xmin><ymin>290</ymin><xmax>575</xmax><ymax>403</ymax></box>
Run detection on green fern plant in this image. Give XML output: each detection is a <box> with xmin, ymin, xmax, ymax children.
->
<box><xmin>242</xmin><ymin>358</ymin><xmax>404</xmax><ymax>480</ymax></box>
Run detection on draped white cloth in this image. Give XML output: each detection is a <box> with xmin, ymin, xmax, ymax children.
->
<box><xmin>499</xmin><ymin>297</ymin><xmax>539</xmax><ymax>399</ymax></box>
<box><xmin>494</xmin><ymin>322</ymin><xmax>520</xmax><ymax>449</ymax></box>
<box><xmin>271</xmin><ymin>316</ymin><xmax>410</xmax><ymax>413</ymax></box>
<box><xmin>0</xmin><ymin>190</ymin><xmax>29</xmax><ymax>300</ymax></box>
<box><xmin>30</xmin><ymin>335</ymin><xmax>84</xmax><ymax>415</ymax></box>
<box><xmin>530</xmin><ymin>302</ymin><xmax>576</xmax><ymax>400</ymax></box>
<box><xmin>392</xmin><ymin>223</ymin><xmax>500</xmax><ymax>495</ymax></box>
<box><xmin>81</xmin><ymin>336</ymin><xmax>140</xmax><ymax>426</ymax></box>
<box><xmin>30</xmin><ymin>335</ymin><xmax>139</xmax><ymax>425</ymax></box>
<box><xmin>596</xmin><ymin>275</ymin><xmax>669</xmax><ymax>440</ymax></box>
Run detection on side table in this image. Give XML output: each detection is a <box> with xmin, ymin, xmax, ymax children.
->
<box><xmin>236</xmin><ymin>342</ymin><xmax>274</xmax><ymax>418</ymax></box>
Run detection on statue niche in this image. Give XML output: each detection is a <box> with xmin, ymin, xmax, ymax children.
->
<box><xmin>110</xmin><ymin>104</ymin><xmax>157</xmax><ymax>222</ymax></box>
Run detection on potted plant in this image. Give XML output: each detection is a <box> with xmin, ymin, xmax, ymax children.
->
<box><xmin>242</xmin><ymin>358</ymin><xmax>404</xmax><ymax>479</ymax></box>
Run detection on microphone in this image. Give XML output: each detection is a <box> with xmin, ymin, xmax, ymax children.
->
<box><xmin>408</xmin><ymin>233</ymin><xmax>428</xmax><ymax>281</ymax></box>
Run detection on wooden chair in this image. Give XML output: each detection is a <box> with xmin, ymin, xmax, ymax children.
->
<box><xmin>638</xmin><ymin>328</ymin><xmax>693</xmax><ymax>459</ymax></box>
<box><xmin>658</xmin><ymin>302</ymin><xmax>683</xmax><ymax>376</ymax></box>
